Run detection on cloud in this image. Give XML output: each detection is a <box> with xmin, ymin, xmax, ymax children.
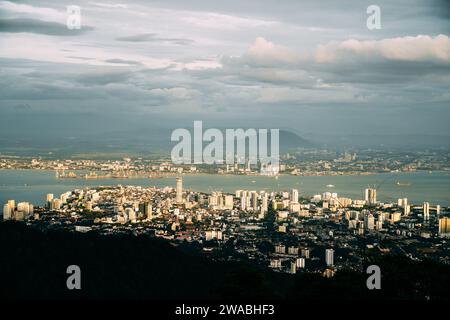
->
<box><xmin>172</xmin><ymin>59</ymin><xmax>222</xmax><ymax>71</ymax></box>
<box><xmin>66</xmin><ymin>56</ymin><xmax>96</xmax><ymax>61</ymax></box>
<box><xmin>315</xmin><ymin>34</ymin><xmax>450</xmax><ymax>63</ymax></box>
<box><xmin>0</xmin><ymin>1</ymin><xmax>65</xmax><ymax>21</ymax></box>
<box><xmin>1</xmin><ymin>0</ymin><xmax>450</xmax><ymax>139</ymax></box>
<box><xmin>103</xmin><ymin>58</ymin><xmax>142</xmax><ymax>66</ymax></box>
<box><xmin>248</xmin><ymin>37</ymin><xmax>299</xmax><ymax>63</ymax></box>
<box><xmin>75</xmin><ymin>69</ymin><xmax>134</xmax><ymax>85</ymax></box>
<box><xmin>229</xmin><ymin>37</ymin><xmax>301</xmax><ymax>67</ymax></box>
<box><xmin>238</xmin><ymin>35</ymin><xmax>450</xmax><ymax>69</ymax></box>
<box><xmin>307</xmin><ymin>35</ymin><xmax>450</xmax><ymax>87</ymax></box>
<box><xmin>89</xmin><ymin>2</ymin><xmax>128</xmax><ymax>9</ymax></box>
<box><xmin>0</xmin><ymin>18</ymin><xmax>93</xmax><ymax>36</ymax></box>
<box><xmin>254</xmin><ymin>86</ymin><xmax>365</xmax><ymax>104</ymax></box>
<box><xmin>148</xmin><ymin>87</ymin><xmax>201</xmax><ymax>100</ymax></box>
<box><xmin>116</xmin><ymin>33</ymin><xmax>194</xmax><ymax>45</ymax></box>
<box><xmin>181</xmin><ymin>12</ymin><xmax>277</xmax><ymax>30</ymax></box>
<box><xmin>220</xmin><ymin>35</ymin><xmax>450</xmax><ymax>90</ymax></box>
<box><xmin>0</xmin><ymin>34</ymin><xmax>180</xmax><ymax>68</ymax></box>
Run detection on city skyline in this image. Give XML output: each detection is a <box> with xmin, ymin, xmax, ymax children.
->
<box><xmin>2</xmin><ymin>175</ymin><xmax>449</xmax><ymax>277</ymax></box>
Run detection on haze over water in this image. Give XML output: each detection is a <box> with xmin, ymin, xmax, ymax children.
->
<box><xmin>1</xmin><ymin>170</ymin><xmax>449</xmax><ymax>207</ymax></box>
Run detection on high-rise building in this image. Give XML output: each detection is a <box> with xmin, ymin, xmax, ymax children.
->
<box><xmin>175</xmin><ymin>177</ymin><xmax>183</xmax><ymax>204</ymax></box>
<box><xmin>7</xmin><ymin>199</ymin><xmax>15</xmax><ymax>210</ymax></box>
<box><xmin>261</xmin><ymin>193</ymin><xmax>268</xmax><ymax>215</ymax></box>
<box><xmin>251</xmin><ymin>191</ymin><xmax>258</xmax><ymax>211</ymax></box>
<box><xmin>126</xmin><ymin>208</ymin><xmax>136</xmax><ymax>222</ymax></box>
<box><xmin>436</xmin><ymin>205</ymin><xmax>441</xmax><ymax>216</ymax></box>
<box><xmin>240</xmin><ymin>194</ymin><xmax>247</xmax><ymax>211</ymax></box>
<box><xmin>398</xmin><ymin>197</ymin><xmax>410</xmax><ymax>215</ymax></box>
<box><xmin>290</xmin><ymin>261</ymin><xmax>297</xmax><ymax>274</ymax></box>
<box><xmin>46</xmin><ymin>194</ymin><xmax>54</xmax><ymax>209</ymax></box>
<box><xmin>402</xmin><ymin>198</ymin><xmax>410</xmax><ymax>216</ymax></box>
<box><xmin>296</xmin><ymin>257</ymin><xmax>306</xmax><ymax>268</ymax></box>
<box><xmin>325</xmin><ymin>248</ymin><xmax>334</xmax><ymax>267</ymax></box>
<box><xmin>423</xmin><ymin>202</ymin><xmax>430</xmax><ymax>221</ymax></box>
<box><xmin>301</xmin><ymin>248</ymin><xmax>310</xmax><ymax>259</ymax></box>
<box><xmin>208</xmin><ymin>192</ymin><xmax>220</xmax><ymax>207</ymax></box>
<box><xmin>404</xmin><ymin>205</ymin><xmax>410</xmax><ymax>216</ymax></box>
<box><xmin>438</xmin><ymin>217</ymin><xmax>450</xmax><ymax>237</ymax></box>
<box><xmin>218</xmin><ymin>195</ymin><xmax>224</xmax><ymax>208</ymax></box>
<box><xmin>391</xmin><ymin>212</ymin><xmax>401</xmax><ymax>223</ymax></box>
<box><xmin>270</xmin><ymin>259</ymin><xmax>282</xmax><ymax>269</ymax></box>
<box><xmin>376</xmin><ymin>220</ymin><xmax>383</xmax><ymax>230</ymax></box>
<box><xmin>17</xmin><ymin>202</ymin><xmax>33</xmax><ymax>216</ymax></box>
<box><xmin>291</xmin><ymin>189</ymin><xmax>299</xmax><ymax>204</ymax></box>
<box><xmin>3</xmin><ymin>204</ymin><xmax>12</xmax><ymax>220</ymax></box>
<box><xmin>275</xmin><ymin>244</ymin><xmax>286</xmax><ymax>254</ymax></box>
<box><xmin>52</xmin><ymin>199</ymin><xmax>62</xmax><ymax>210</ymax></box>
<box><xmin>364</xmin><ymin>213</ymin><xmax>375</xmax><ymax>230</ymax></box>
<box><xmin>224</xmin><ymin>195</ymin><xmax>234</xmax><ymax>210</ymax></box>
<box><xmin>60</xmin><ymin>192</ymin><xmax>70</xmax><ymax>204</ymax></box>
<box><xmin>205</xmin><ymin>230</ymin><xmax>223</xmax><ymax>241</ymax></box>
<box><xmin>139</xmin><ymin>202</ymin><xmax>152</xmax><ymax>220</ymax></box>
<box><xmin>364</xmin><ymin>188</ymin><xmax>377</xmax><ymax>205</ymax></box>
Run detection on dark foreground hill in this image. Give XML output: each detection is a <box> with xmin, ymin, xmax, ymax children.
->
<box><xmin>0</xmin><ymin>222</ymin><xmax>449</xmax><ymax>300</ymax></box>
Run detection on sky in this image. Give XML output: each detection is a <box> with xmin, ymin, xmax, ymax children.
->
<box><xmin>0</xmin><ymin>0</ymin><xmax>449</xmax><ymax>150</ymax></box>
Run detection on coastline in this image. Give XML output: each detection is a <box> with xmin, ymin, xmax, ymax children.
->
<box><xmin>0</xmin><ymin>167</ymin><xmax>447</xmax><ymax>177</ymax></box>
<box><xmin>1</xmin><ymin>169</ymin><xmax>450</xmax><ymax>207</ymax></box>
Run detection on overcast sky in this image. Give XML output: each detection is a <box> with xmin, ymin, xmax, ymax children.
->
<box><xmin>0</xmin><ymin>0</ymin><xmax>449</xmax><ymax>146</ymax></box>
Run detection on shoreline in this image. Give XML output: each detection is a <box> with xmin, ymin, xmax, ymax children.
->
<box><xmin>1</xmin><ymin>169</ymin><xmax>450</xmax><ymax>206</ymax></box>
<box><xmin>0</xmin><ymin>168</ymin><xmax>446</xmax><ymax>178</ymax></box>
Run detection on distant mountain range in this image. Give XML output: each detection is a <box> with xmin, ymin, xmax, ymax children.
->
<box><xmin>0</xmin><ymin>127</ymin><xmax>314</xmax><ymax>158</ymax></box>
<box><xmin>1</xmin><ymin>121</ymin><xmax>448</xmax><ymax>158</ymax></box>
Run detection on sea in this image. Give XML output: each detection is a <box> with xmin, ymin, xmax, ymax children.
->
<box><xmin>0</xmin><ymin>169</ymin><xmax>449</xmax><ymax>207</ymax></box>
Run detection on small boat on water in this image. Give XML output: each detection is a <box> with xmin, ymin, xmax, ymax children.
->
<box><xmin>326</xmin><ymin>184</ymin><xmax>335</xmax><ymax>188</ymax></box>
<box><xmin>396</xmin><ymin>181</ymin><xmax>411</xmax><ymax>186</ymax></box>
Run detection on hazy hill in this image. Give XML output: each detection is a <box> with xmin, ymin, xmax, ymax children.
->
<box><xmin>0</xmin><ymin>127</ymin><xmax>313</xmax><ymax>158</ymax></box>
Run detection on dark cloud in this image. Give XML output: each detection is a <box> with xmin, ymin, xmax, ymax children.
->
<box><xmin>116</xmin><ymin>33</ymin><xmax>194</xmax><ymax>45</ymax></box>
<box><xmin>0</xmin><ymin>18</ymin><xmax>93</xmax><ymax>36</ymax></box>
<box><xmin>103</xmin><ymin>58</ymin><xmax>142</xmax><ymax>65</ymax></box>
<box><xmin>431</xmin><ymin>0</ymin><xmax>450</xmax><ymax>20</ymax></box>
<box><xmin>75</xmin><ymin>70</ymin><xmax>134</xmax><ymax>85</ymax></box>
<box><xmin>66</xmin><ymin>56</ymin><xmax>96</xmax><ymax>61</ymax></box>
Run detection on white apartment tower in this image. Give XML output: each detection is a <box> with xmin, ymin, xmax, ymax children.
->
<box><xmin>364</xmin><ymin>188</ymin><xmax>377</xmax><ymax>205</ymax></box>
<box><xmin>325</xmin><ymin>248</ymin><xmax>334</xmax><ymax>267</ymax></box>
<box><xmin>291</xmin><ymin>189</ymin><xmax>299</xmax><ymax>204</ymax></box>
<box><xmin>175</xmin><ymin>177</ymin><xmax>183</xmax><ymax>204</ymax></box>
<box><xmin>423</xmin><ymin>202</ymin><xmax>430</xmax><ymax>221</ymax></box>
<box><xmin>3</xmin><ymin>204</ymin><xmax>12</xmax><ymax>220</ymax></box>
